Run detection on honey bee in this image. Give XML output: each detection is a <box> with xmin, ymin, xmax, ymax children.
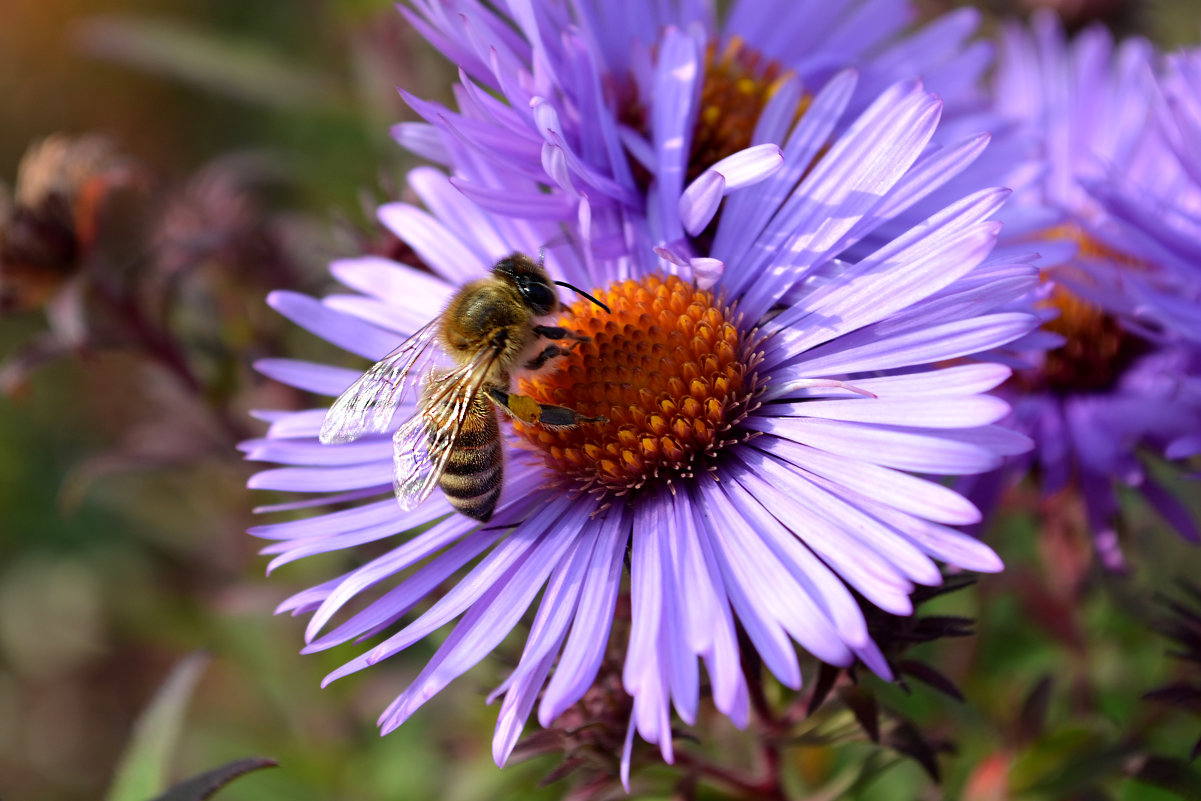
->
<box><xmin>319</xmin><ymin>252</ymin><xmax>609</xmax><ymax>522</ymax></box>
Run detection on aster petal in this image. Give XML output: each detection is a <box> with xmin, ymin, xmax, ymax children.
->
<box><xmin>254</xmin><ymin>359</ymin><xmax>359</xmax><ymax>397</ymax></box>
<box><xmin>375</xmin><ymin>547</ymin><xmax>563</xmax><ymax>735</ymax></box>
<box><xmin>706</xmin><ymin>67</ymin><xmax>859</xmax><ymax>264</ymax></box>
<box><xmin>249</xmin><ymin>497</ymin><xmax>409</xmax><ymax>541</ymax></box>
<box><xmin>703</xmin><ymin>475</ymin><xmax>862</xmax><ymax>663</ymax></box>
<box><xmin>263</xmin><ymin>499</ymin><xmax>456</xmax><ymax>573</ymax></box>
<box><xmin>735</xmin><ymin>445</ymin><xmax>944</xmax><ymax>585</ymax></box>
<box><xmin>716</xmin><ymin>469</ymin><xmax>874</xmax><ymax>649</ymax></box>
<box><xmin>267</xmin><ymin>291</ymin><xmax>398</xmax><ymax>361</ymax></box>
<box><xmin>650</xmin><ymin>26</ymin><xmax>702</xmax><ymax>244</ymax></box>
<box><xmin>754</xmin><ymin>417</ymin><xmax>1003</xmax><ymax>475</ymax></box>
<box><xmin>643</xmin><ymin>496</ymin><xmax>702</xmax><ymax>724</ymax></box>
<box><xmin>275</xmin><ymin>575</ymin><xmax>343</xmax><ymax>616</ymax></box>
<box><xmin>378</xmin><ymin>202</ymin><xmax>490</xmax><ymax>284</ymax></box>
<box><xmin>304</xmin><ymin>522</ymin><xmax>500</xmax><ymax>652</ymax></box>
<box><xmin>532</xmin><ymin>100</ymin><xmax>641</xmax><ymax>206</ymax></box>
<box><xmin>450</xmin><ymin>178</ymin><xmax>579</xmax><ymax>219</ymax></box>
<box><xmin>690</xmin><ymin>485</ymin><xmax>802</xmax><ymax>689</ymax></box>
<box><xmin>419</xmin><ymin>164</ymin><xmax>550</xmax><ymax>258</ymax></box>
<box><xmin>260</xmin><ymin>409</ymin><xmax>330</xmax><ymax>439</ymax></box>
<box><xmin>730</xmin><ymin>454</ymin><xmax>916</xmax><ymax>616</ymax></box>
<box><xmin>331</xmin><ymin>493</ymin><xmax>577</xmax><ymax>682</ymax></box>
<box><xmin>750</xmin><ymin>73</ymin><xmax>803</xmax><ymax>148</ymax></box>
<box><xmin>329</xmin><ymin>255</ymin><xmax>454</xmax><ymax>311</ymax></box>
<box><xmin>780</xmin><ymin>312</ymin><xmax>1038</xmax><ymax>376</ymax></box>
<box><xmin>248</xmin><ymin>462</ymin><xmax>393</xmax><ymax>493</ymax></box>
<box><xmin>762</xmin><ymin>394</ymin><xmax>1009</xmax><ymax>428</ymax></box>
<box><xmin>836</xmin><ymin>487</ymin><xmax>1004</xmax><ymax>572</ymax></box>
<box><xmin>759</xmin><ymin>434</ymin><xmax>981</xmax><ymax>526</ymax></box>
<box><xmin>391</xmin><ymin>121</ymin><xmax>451</xmax><ymax>165</ymax></box>
<box><xmin>679</xmin><ymin>144</ymin><xmax>784</xmax><ymax>235</ymax></box>
<box><xmin>491</xmin><ymin>522</ymin><xmax>597</xmax><ymax>703</ymax></box>
<box><xmin>492</xmin><ymin>647</ymin><xmax>558</xmax><ymax>766</ymax></box>
<box><xmin>625</xmin><ymin>495</ymin><xmax>669</xmax><ymax>697</ymax></box>
<box><xmin>737</xmin><ymin>79</ymin><xmax>943</xmax><ymax>318</ymax></box>
<box><xmin>660</xmin><ymin>491</ymin><xmax>744</xmax><ymax>718</ymax></box>
<box><xmin>713</xmin><ymin>69</ymin><xmax>858</xmax><ymax>264</ymax></box>
<box><xmin>768</xmin><ymin>189</ymin><xmax>1008</xmax><ymax>356</ymax></box>
<box><xmin>252</xmin><ymin>487</ymin><xmax>384</xmax><ymax>515</ymax></box>
<box><xmin>323</xmin><ymin>294</ymin><xmax>426</xmax><ymax>337</ymax></box>
<box><xmin>538</xmin><ymin>506</ymin><xmax>628</xmax><ymax>725</ymax></box>
<box><xmin>842</xmin><ymin>132</ymin><xmax>992</xmax><ymax>247</ymax></box>
<box><xmin>829</xmin><ymin>363</ymin><xmax>1013</xmax><ymax>397</ymax></box>
<box><xmin>240</xmin><ymin>437</ymin><xmax>392</xmax><ymax>467</ymax></box>
<box><xmin>305</xmin><ymin>510</ymin><xmax>483</xmax><ymax>645</ymax></box>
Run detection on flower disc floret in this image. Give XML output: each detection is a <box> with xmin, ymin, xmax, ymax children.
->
<box><xmin>514</xmin><ymin>274</ymin><xmax>763</xmax><ymax>494</ymax></box>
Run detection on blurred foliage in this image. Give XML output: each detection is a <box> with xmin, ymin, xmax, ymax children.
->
<box><xmin>1</xmin><ymin>1</ymin><xmax>1201</xmax><ymax>800</ymax></box>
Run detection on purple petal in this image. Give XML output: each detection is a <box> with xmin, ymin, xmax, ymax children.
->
<box><xmin>306</xmin><ymin>511</ymin><xmax>482</xmax><ymax>644</ymax></box>
<box><xmin>329</xmin><ymin>255</ymin><xmax>453</xmax><ymax>310</ymax></box>
<box><xmin>332</xmin><ymin>494</ymin><xmax>578</xmax><ymax>681</ymax></box>
<box><xmin>689</xmin><ymin>485</ymin><xmax>803</xmax><ymax>687</ymax></box>
<box><xmin>680</xmin><ymin>144</ymin><xmax>783</xmax><ymax>235</ymax></box>
<box><xmin>757</xmin><ymin>434</ymin><xmax>982</xmax><ymax>525</ymax></box>
<box><xmin>760</xmin><ymin>394</ymin><xmax>1010</xmax><ymax>428</ymax></box>
<box><xmin>267</xmin><ymin>291</ymin><xmax>399</xmax><ymax>361</ymax></box>
<box><xmin>255</xmin><ymin>359</ymin><xmax>359</xmax><ymax>397</ymax></box>
<box><xmin>391</xmin><ymin>121</ymin><xmax>450</xmax><ymax>165</ymax></box>
<box><xmin>304</xmin><ymin>522</ymin><xmax>500</xmax><ymax>651</ymax></box>
<box><xmin>781</xmin><ymin>313</ymin><xmax>1037</xmax><ymax>376</ymax></box>
<box><xmin>753</xmin><ymin>417</ymin><xmax>1003</xmax><ymax>475</ymax></box>
<box><xmin>538</xmin><ymin>506</ymin><xmax>629</xmax><ymax>725</ymax></box>
<box><xmin>248</xmin><ymin>462</ymin><xmax>392</xmax><ymax>493</ymax></box>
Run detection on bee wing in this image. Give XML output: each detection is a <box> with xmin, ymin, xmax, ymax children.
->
<box><xmin>391</xmin><ymin>344</ymin><xmax>503</xmax><ymax>511</ymax></box>
<box><xmin>319</xmin><ymin>319</ymin><xmax>444</xmax><ymax>445</ymax></box>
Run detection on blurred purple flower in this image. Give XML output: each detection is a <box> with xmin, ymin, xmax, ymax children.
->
<box><xmin>246</xmin><ymin>0</ymin><xmax>1039</xmax><ymax>784</ymax></box>
<box><xmin>962</xmin><ymin>11</ymin><xmax>1201</xmax><ymax>568</ymax></box>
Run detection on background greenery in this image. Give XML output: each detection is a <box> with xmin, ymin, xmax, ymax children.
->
<box><xmin>2</xmin><ymin>1</ymin><xmax>1201</xmax><ymax>799</ymax></box>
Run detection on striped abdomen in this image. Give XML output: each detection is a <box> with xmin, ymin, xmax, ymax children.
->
<box><xmin>439</xmin><ymin>394</ymin><xmax>503</xmax><ymax>522</ymax></box>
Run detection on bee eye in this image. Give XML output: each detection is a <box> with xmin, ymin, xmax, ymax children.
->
<box><xmin>521</xmin><ymin>279</ymin><xmax>556</xmax><ymax>315</ymax></box>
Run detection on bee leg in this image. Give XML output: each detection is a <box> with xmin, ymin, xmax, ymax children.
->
<box><xmin>524</xmin><ymin>344</ymin><xmax>572</xmax><ymax>371</ymax></box>
<box><xmin>532</xmin><ymin>325</ymin><xmax>591</xmax><ymax>345</ymax></box>
<box><xmin>487</xmin><ymin>388</ymin><xmax>607</xmax><ymax>427</ymax></box>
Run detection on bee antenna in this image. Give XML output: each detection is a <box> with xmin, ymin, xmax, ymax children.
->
<box><xmin>555</xmin><ymin>281</ymin><xmax>610</xmax><ymax>314</ymax></box>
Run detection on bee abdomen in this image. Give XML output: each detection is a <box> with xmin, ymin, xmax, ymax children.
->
<box><xmin>438</xmin><ymin>404</ymin><xmax>503</xmax><ymax>522</ymax></box>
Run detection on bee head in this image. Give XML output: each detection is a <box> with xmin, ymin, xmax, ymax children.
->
<box><xmin>493</xmin><ymin>252</ymin><xmax>557</xmax><ymax>316</ymax></box>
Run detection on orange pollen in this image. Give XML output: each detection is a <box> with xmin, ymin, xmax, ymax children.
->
<box><xmin>511</xmin><ymin>274</ymin><xmax>765</xmax><ymax>495</ymax></box>
<box><xmin>1026</xmin><ymin>225</ymin><xmax>1150</xmax><ymax>393</ymax></box>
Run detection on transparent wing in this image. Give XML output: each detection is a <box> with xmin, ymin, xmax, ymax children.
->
<box><xmin>391</xmin><ymin>345</ymin><xmax>503</xmax><ymax>510</ymax></box>
<box><xmin>319</xmin><ymin>319</ymin><xmax>444</xmax><ymax>445</ymax></box>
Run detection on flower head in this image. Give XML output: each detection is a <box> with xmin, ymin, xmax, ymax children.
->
<box><xmin>247</xmin><ymin>0</ymin><xmax>1038</xmax><ymax>784</ymax></box>
<box><xmin>962</xmin><ymin>12</ymin><xmax>1201</xmax><ymax>567</ymax></box>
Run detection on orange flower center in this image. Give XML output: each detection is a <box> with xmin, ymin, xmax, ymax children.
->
<box><xmin>1028</xmin><ymin>225</ymin><xmax>1150</xmax><ymax>393</ymax></box>
<box><xmin>512</xmin><ymin>274</ymin><xmax>764</xmax><ymax>494</ymax></box>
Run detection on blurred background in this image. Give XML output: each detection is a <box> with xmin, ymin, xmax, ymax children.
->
<box><xmin>2</xmin><ymin>1</ymin><xmax>1201</xmax><ymax>800</ymax></box>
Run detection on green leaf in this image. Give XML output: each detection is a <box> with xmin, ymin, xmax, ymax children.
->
<box><xmin>72</xmin><ymin>16</ymin><xmax>343</xmax><ymax>111</ymax></box>
<box><xmin>838</xmin><ymin>685</ymin><xmax>880</xmax><ymax>743</ymax></box>
<box><xmin>1130</xmin><ymin>756</ymin><xmax>1201</xmax><ymax>800</ymax></box>
<box><xmin>106</xmin><ymin>652</ymin><xmax>210</xmax><ymax>801</ymax></box>
<box><xmin>149</xmin><ymin>758</ymin><xmax>278</xmax><ymax>801</ymax></box>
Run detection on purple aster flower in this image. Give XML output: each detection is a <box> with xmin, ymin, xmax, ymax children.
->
<box><xmin>961</xmin><ymin>11</ymin><xmax>1201</xmax><ymax>568</ymax></box>
<box><xmin>246</xmin><ymin>2</ymin><xmax>1040</xmax><ymax>786</ymax></box>
<box><xmin>393</xmin><ymin>0</ymin><xmax>1014</xmax><ymax>267</ymax></box>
